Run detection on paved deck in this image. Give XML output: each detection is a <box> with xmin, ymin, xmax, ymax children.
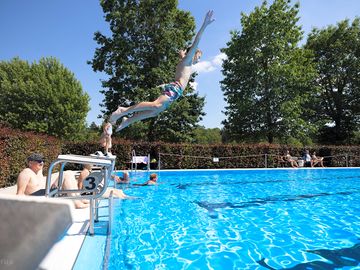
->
<box><xmin>0</xmin><ymin>185</ymin><xmax>90</xmax><ymax>270</ymax></box>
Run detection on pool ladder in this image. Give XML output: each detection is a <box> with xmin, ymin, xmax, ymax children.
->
<box><xmin>89</xmin><ymin>191</ymin><xmax>114</xmax><ymax>235</ymax></box>
<box><xmin>45</xmin><ymin>154</ymin><xmax>116</xmax><ymax>235</ymax></box>
<box><xmin>130</xmin><ymin>150</ymin><xmax>150</xmax><ymax>172</ymax></box>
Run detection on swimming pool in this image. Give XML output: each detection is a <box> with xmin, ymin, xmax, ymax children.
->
<box><xmin>80</xmin><ymin>168</ymin><xmax>360</xmax><ymax>269</ymax></box>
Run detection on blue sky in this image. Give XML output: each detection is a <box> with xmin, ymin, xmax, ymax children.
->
<box><xmin>1</xmin><ymin>0</ymin><xmax>359</xmax><ymax>128</ymax></box>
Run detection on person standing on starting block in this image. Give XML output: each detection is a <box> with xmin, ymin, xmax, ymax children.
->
<box><xmin>109</xmin><ymin>10</ymin><xmax>215</xmax><ymax>132</ymax></box>
<box><xmin>99</xmin><ymin>122</ymin><xmax>113</xmax><ymax>156</ymax></box>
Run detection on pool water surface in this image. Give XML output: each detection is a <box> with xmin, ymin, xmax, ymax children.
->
<box><xmin>108</xmin><ymin>168</ymin><xmax>360</xmax><ymax>269</ymax></box>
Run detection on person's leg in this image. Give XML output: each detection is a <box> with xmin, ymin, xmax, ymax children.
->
<box><xmin>108</xmin><ymin>137</ymin><xmax>112</xmax><ymax>154</ymax></box>
<box><xmin>61</xmin><ymin>171</ymin><xmax>89</xmax><ymax>209</ymax></box>
<box><xmin>101</xmin><ymin>188</ymin><xmax>126</xmax><ymax>199</ymax></box>
<box><xmin>115</xmin><ymin>97</ymin><xmax>170</xmax><ymax>131</ymax></box>
<box><xmin>110</xmin><ymin>95</ymin><xmax>169</xmax><ymax>124</ymax></box>
<box><xmin>291</xmin><ymin>160</ymin><xmax>298</xmax><ymax>168</ymax></box>
<box><xmin>115</xmin><ymin>110</ymin><xmax>158</xmax><ymax>131</ymax></box>
<box><xmin>104</xmin><ymin>136</ymin><xmax>110</xmax><ymax>154</ymax></box>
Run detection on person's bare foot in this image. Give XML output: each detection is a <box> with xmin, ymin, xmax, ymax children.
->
<box><xmin>116</xmin><ymin>117</ymin><xmax>128</xmax><ymax>132</ymax></box>
<box><xmin>109</xmin><ymin>106</ymin><xmax>127</xmax><ymax>124</ymax></box>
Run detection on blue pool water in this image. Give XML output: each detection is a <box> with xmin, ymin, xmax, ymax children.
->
<box><xmin>97</xmin><ymin>169</ymin><xmax>360</xmax><ymax>269</ymax></box>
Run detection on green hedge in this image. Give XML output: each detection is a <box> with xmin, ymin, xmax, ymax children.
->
<box><xmin>1</xmin><ymin>126</ymin><xmax>359</xmax><ymax>188</ymax></box>
<box><xmin>0</xmin><ymin>125</ymin><xmax>63</xmax><ymax>188</ymax></box>
<box><xmin>135</xmin><ymin>142</ymin><xmax>360</xmax><ymax>169</ymax></box>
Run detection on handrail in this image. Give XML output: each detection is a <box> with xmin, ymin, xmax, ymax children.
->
<box><xmin>45</xmin><ymin>154</ymin><xmax>117</xmax><ymax>235</ymax></box>
<box><xmin>131</xmin><ymin>150</ymin><xmax>136</xmax><ymax>171</ymax></box>
<box><xmin>158</xmin><ymin>152</ymin><xmax>264</xmax><ymax>159</ymax></box>
<box><xmin>45</xmin><ymin>158</ymin><xmax>112</xmax><ymax>200</ymax></box>
<box><xmin>130</xmin><ymin>150</ymin><xmax>150</xmax><ymax>172</ymax></box>
<box><xmin>102</xmin><ymin>190</ymin><xmax>114</xmax><ymax>269</ymax></box>
<box><xmin>108</xmin><ymin>190</ymin><xmax>113</xmax><ymax>234</ymax></box>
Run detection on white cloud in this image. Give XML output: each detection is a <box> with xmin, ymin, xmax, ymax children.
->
<box><xmin>192</xmin><ymin>52</ymin><xmax>228</xmax><ymax>74</ymax></box>
<box><xmin>192</xmin><ymin>61</ymin><xmax>216</xmax><ymax>73</ymax></box>
<box><xmin>212</xmin><ymin>52</ymin><xmax>228</xmax><ymax>66</ymax></box>
<box><xmin>189</xmin><ymin>81</ymin><xmax>198</xmax><ymax>90</ymax></box>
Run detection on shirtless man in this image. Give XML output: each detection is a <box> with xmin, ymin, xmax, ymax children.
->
<box><xmin>133</xmin><ymin>173</ymin><xmax>158</xmax><ymax>186</ymax></box>
<box><xmin>109</xmin><ymin>10</ymin><xmax>215</xmax><ymax>131</ymax></box>
<box><xmin>16</xmin><ymin>153</ymin><xmax>88</xmax><ymax>208</ymax></box>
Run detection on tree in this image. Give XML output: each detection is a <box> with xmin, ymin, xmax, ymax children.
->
<box><xmin>89</xmin><ymin>0</ymin><xmax>205</xmax><ymax>143</ymax></box>
<box><xmin>192</xmin><ymin>127</ymin><xmax>222</xmax><ymax>144</ymax></box>
<box><xmin>0</xmin><ymin>57</ymin><xmax>90</xmax><ymax>140</ymax></box>
<box><xmin>221</xmin><ymin>0</ymin><xmax>317</xmax><ymax>144</ymax></box>
<box><xmin>305</xmin><ymin>18</ymin><xmax>360</xmax><ymax>144</ymax></box>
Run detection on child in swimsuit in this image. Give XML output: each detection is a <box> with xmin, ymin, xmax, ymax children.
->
<box><xmin>99</xmin><ymin>122</ymin><xmax>113</xmax><ymax>156</ymax></box>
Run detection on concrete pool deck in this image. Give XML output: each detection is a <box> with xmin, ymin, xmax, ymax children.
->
<box><xmin>0</xmin><ymin>185</ymin><xmax>90</xmax><ymax>270</ymax></box>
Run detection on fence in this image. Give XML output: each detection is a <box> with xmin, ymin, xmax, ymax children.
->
<box><xmin>156</xmin><ymin>152</ymin><xmax>360</xmax><ymax>170</ymax></box>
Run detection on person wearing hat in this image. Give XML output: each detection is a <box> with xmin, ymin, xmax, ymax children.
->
<box><xmin>16</xmin><ymin>153</ymin><xmax>89</xmax><ymax>209</ymax></box>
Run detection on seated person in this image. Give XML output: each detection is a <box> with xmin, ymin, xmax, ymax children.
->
<box><xmin>311</xmin><ymin>151</ymin><xmax>325</xmax><ymax>167</ymax></box>
<box><xmin>133</xmin><ymin>173</ymin><xmax>158</xmax><ymax>186</ymax></box>
<box><xmin>303</xmin><ymin>150</ymin><xmax>312</xmax><ymax>167</ymax></box>
<box><xmin>285</xmin><ymin>150</ymin><xmax>298</xmax><ymax>168</ymax></box>
<box><xmin>17</xmin><ymin>153</ymin><xmax>88</xmax><ymax>209</ymax></box>
<box><xmin>78</xmin><ymin>164</ymin><xmax>133</xmax><ymax>199</ymax></box>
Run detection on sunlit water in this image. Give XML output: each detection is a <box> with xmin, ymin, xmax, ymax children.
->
<box><xmin>108</xmin><ymin>168</ymin><xmax>360</xmax><ymax>269</ymax></box>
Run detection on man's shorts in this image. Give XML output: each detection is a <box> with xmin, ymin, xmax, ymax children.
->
<box><xmin>30</xmin><ymin>188</ymin><xmax>56</xmax><ymax>196</ymax></box>
<box><xmin>162</xmin><ymin>82</ymin><xmax>183</xmax><ymax>103</ymax></box>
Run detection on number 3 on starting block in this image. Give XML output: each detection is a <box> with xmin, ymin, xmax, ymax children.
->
<box><xmin>83</xmin><ymin>172</ymin><xmax>103</xmax><ymax>191</ymax></box>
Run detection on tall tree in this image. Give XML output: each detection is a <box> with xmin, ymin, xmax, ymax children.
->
<box><xmin>305</xmin><ymin>18</ymin><xmax>360</xmax><ymax>144</ymax></box>
<box><xmin>0</xmin><ymin>57</ymin><xmax>90</xmax><ymax>140</ymax></box>
<box><xmin>221</xmin><ymin>0</ymin><xmax>316</xmax><ymax>144</ymax></box>
<box><xmin>90</xmin><ymin>0</ymin><xmax>205</xmax><ymax>142</ymax></box>
<box><xmin>193</xmin><ymin>127</ymin><xmax>222</xmax><ymax>144</ymax></box>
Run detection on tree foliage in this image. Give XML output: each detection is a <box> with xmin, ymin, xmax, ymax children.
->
<box><xmin>0</xmin><ymin>57</ymin><xmax>90</xmax><ymax>140</ymax></box>
<box><xmin>193</xmin><ymin>127</ymin><xmax>222</xmax><ymax>144</ymax></box>
<box><xmin>305</xmin><ymin>18</ymin><xmax>360</xmax><ymax>144</ymax></box>
<box><xmin>221</xmin><ymin>0</ymin><xmax>317</xmax><ymax>144</ymax></box>
<box><xmin>90</xmin><ymin>0</ymin><xmax>205</xmax><ymax>142</ymax></box>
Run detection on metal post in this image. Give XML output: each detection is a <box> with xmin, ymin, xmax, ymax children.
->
<box><xmin>264</xmin><ymin>154</ymin><xmax>268</xmax><ymax>168</ymax></box>
<box><xmin>95</xmin><ymin>198</ymin><xmax>99</xmax><ymax>222</ymax></box>
<box><xmin>89</xmin><ymin>199</ymin><xmax>94</xmax><ymax>235</ymax></box>
<box><xmin>158</xmin><ymin>153</ymin><xmax>161</xmax><ymax>170</ymax></box>
<box><xmin>57</xmin><ymin>163</ymin><xmax>66</xmax><ymax>195</ymax></box>
<box><xmin>108</xmin><ymin>191</ymin><xmax>113</xmax><ymax>235</ymax></box>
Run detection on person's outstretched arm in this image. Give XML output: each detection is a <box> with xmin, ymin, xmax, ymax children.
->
<box><xmin>186</xmin><ymin>10</ymin><xmax>215</xmax><ymax>58</ymax></box>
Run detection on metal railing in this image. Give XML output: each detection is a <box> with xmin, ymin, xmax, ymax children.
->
<box><xmin>130</xmin><ymin>150</ymin><xmax>150</xmax><ymax>172</ymax></box>
<box><xmin>156</xmin><ymin>152</ymin><xmax>360</xmax><ymax>169</ymax></box>
<box><xmin>45</xmin><ymin>154</ymin><xmax>116</xmax><ymax>235</ymax></box>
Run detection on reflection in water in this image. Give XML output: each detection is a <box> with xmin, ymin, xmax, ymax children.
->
<box><xmin>193</xmin><ymin>190</ymin><xmax>356</xmax><ymax>219</ymax></box>
<box><xmin>173</xmin><ymin>174</ymin><xmax>360</xmax><ymax>191</ymax></box>
<box><xmin>258</xmin><ymin>243</ymin><xmax>360</xmax><ymax>269</ymax></box>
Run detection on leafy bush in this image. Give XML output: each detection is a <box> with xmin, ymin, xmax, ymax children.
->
<box><xmin>1</xmin><ymin>125</ymin><xmax>359</xmax><ymax>188</ymax></box>
<box><xmin>0</xmin><ymin>124</ymin><xmax>62</xmax><ymax>188</ymax></box>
